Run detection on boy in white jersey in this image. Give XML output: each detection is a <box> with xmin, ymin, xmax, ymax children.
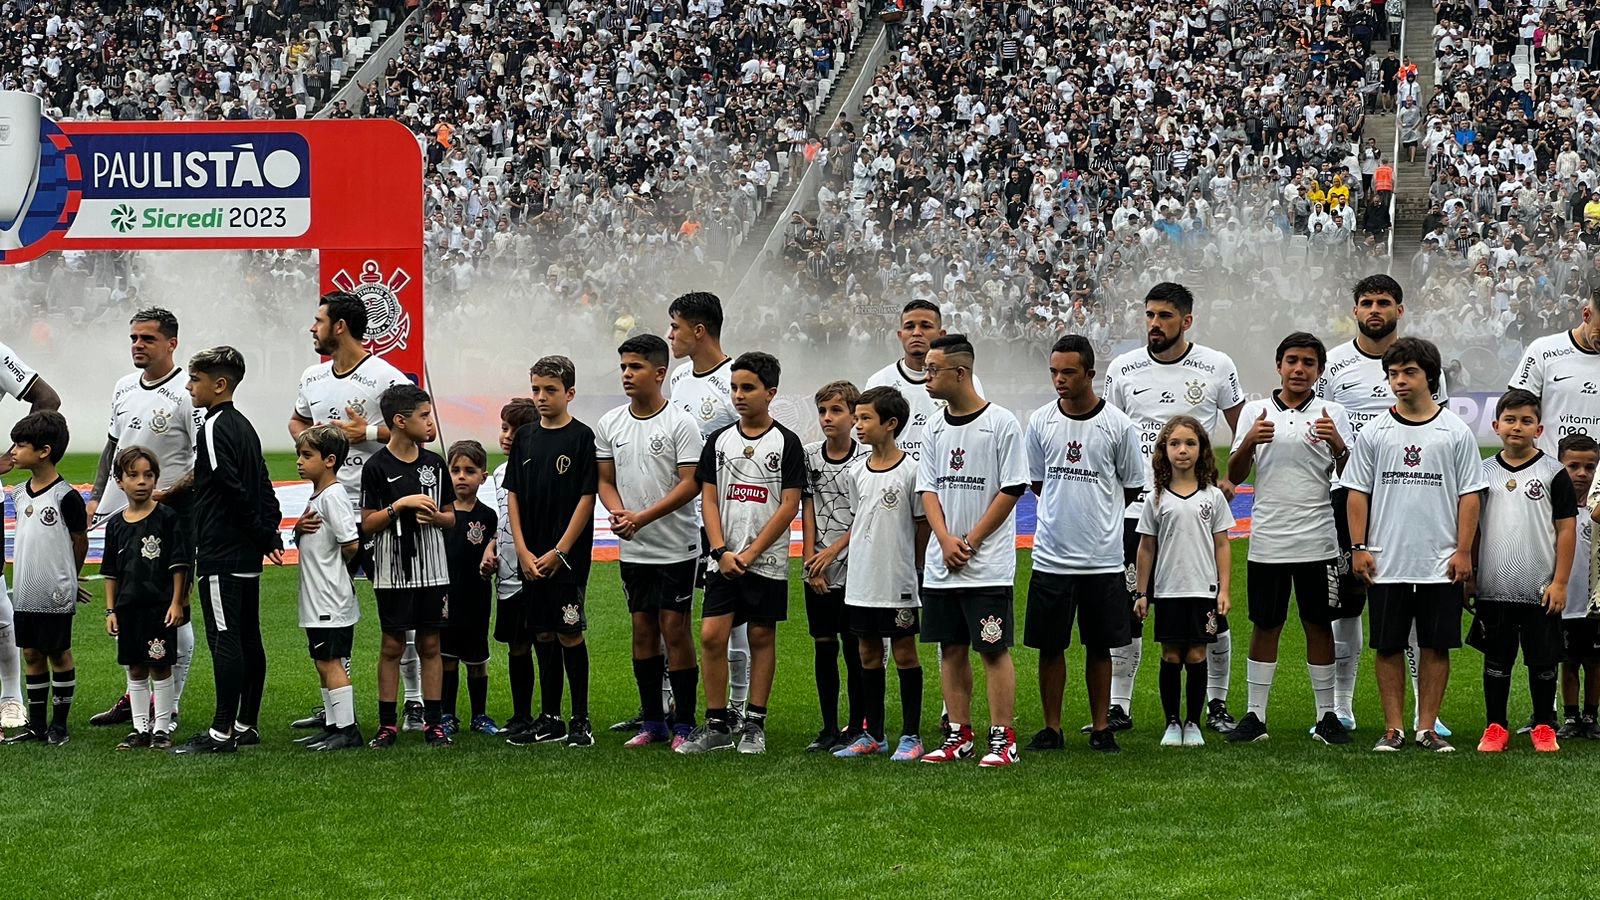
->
<box><xmin>1315</xmin><ymin>274</ymin><xmax>1450</xmax><ymax>734</ymax></box>
<box><xmin>676</xmin><ymin>352</ymin><xmax>805</xmax><ymax>756</ymax></box>
<box><xmin>1103</xmin><ymin>282</ymin><xmax>1245</xmax><ymax>733</ymax></box>
<box><xmin>596</xmin><ymin>335</ymin><xmax>705</xmax><ymax>750</ymax></box>
<box><xmin>288</xmin><ymin>292</ymin><xmax>417</xmax><ymax>731</ymax></box>
<box><xmin>1507</xmin><ymin>290</ymin><xmax>1600</xmax><ymax>457</ymax></box>
<box><xmin>863</xmin><ymin>299</ymin><xmax>985</xmax><ymax>462</ymax></box>
<box><xmin>1557</xmin><ymin>435</ymin><xmax>1600</xmax><ymax>739</ymax></box>
<box><xmin>0</xmin><ymin>338</ymin><xmax>59</xmax><ymax>733</ymax></box>
<box><xmin>801</xmin><ymin>380</ymin><xmax>867</xmax><ymax>753</ymax></box>
<box><xmin>1343</xmin><ymin>337</ymin><xmax>1486</xmax><ymax>753</ymax></box>
<box><xmin>1468</xmin><ymin>390</ymin><xmax>1576</xmax><ymax>754</ymax></box>
<box><xmin>1226</xmin><ymin>333</ymin><xmax>1355</xmax><ymax>746</ymax></box>
<box><xmin>916</xmin><ymin>335</ymin><xmax>1029</xmax><ymax>768</ymax></box>
<box><xmin>1023</xmin><ymin>335</ymin><xmax>1144</xmax><ymax>754</ymax></box>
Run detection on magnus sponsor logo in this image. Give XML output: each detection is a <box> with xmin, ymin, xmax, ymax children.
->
<box><xmin>727</xmin><ymin>483</ymin><xmax>770</xmax><ymax>503</ymax></box>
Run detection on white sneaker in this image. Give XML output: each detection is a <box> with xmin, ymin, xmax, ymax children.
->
<box><xmin>1160</xmin><ymin>719</ymin><xmax>1184</xmax><ymax>747</ymax></box>
<box><xmin>1182</xmin><ymin>722</ymin><xmax>1205</xmax><ymax>747</ymax></box>
<box><xmin>0</xmin><ymin>698</ymin><xmax>23</xmax><ymax>730</ymax></box>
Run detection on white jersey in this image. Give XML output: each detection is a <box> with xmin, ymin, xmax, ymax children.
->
<box><xmin>296</xmin><ymin>485</ymin><xmax>360</xmax><ymax>628</ymax></box>
<box><xmin>1508</xmin><ymin>331</ymin><xmax>1600</xmax><ymax>456</ymax></box>
<box><xmin>294</xmin><ymin>353</ymin><xmax>409</xmax><ymax>504</ymax></box>
<box><xmin>1477</xmin><ymin>452</ymin><xmax>1576</xmax><ymax>605</ymax></box>
<box><xmin>1026</xmin><ymin>399</ymin><xmax>1144</xmax><ymax>575</ymax></box>
<box><xmin>492</xmin><ymin>462</ymin><xmax>521</xmax><ymax>600</ymax></box>
<box><xmin>1136</xmin><ymin>485</ymin><xmax>1234</xmax><ymax>599</ymax></box>
<box><xmin>594</xmin><ymin>401</ymin><xmax>704</xmax><ymax>565</ymax></box>
<box><xmin>1104</xmin><ymin>342</ymin><xmax>1244</xmax><ymax>518</ymax></box>
<box><xmin>11</xmin><ymin>478</ymin><xmax>87</xmax><ymax>613</ymax></box>
<box><xmin>0</xmin><ymin>339</ymin><xmax>40</xmax><ymax>402</ymax></box>
<box><xmin>696</xmin><ymin>421</ymin><xmax>806</xmax><ymax>581</ymax></box>
<box><xmin>668</xmin><ymin>357</ymin><xmax>738</xmax><ymax>440</ymax></box>
<box><xmin>844</xmin><ymin>454</ymin><xmax>924</xmax><ymax>608</ymax></box>
<box><xmin>863</xmin><ymin>359</ymin><xmax>986</xmax><ymax>462</ymax></box>
<box><xmin>803</xmin><ymin>439</ymin><xmax>868</xmax><ymax>589</ymax></box>
<box><xmin>97</xmin><ymin>367</ymin><xmax>203</xmax><ymax>520</ymax></box>
<box><xmin>1230</xmin><ymin>393</ymin><xmax>1354</xmax><ymax>564</ymax></box>
<box><xmin>918</xmin><ymin>403</ymin><xmax>1029</xmax><ymax>588</ymax></box>
<box><xmin>1315</xmin><ymin>339</ymin><xmax>1450</xmax><ymax>434</ymax></box>
<box><xmin>1340</xmin><ymin>407</ymin><xmax>1487</xmax><ymax>584</ymax></box>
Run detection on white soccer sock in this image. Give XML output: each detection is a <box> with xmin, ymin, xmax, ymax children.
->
<box><xmin>727</xmin><ymin>624</ymin><xmax>750</xmax><ymax>707</ymax></box>
<box><xmin>328</xmin><ymin>685</ymin><xmax>356</xmax><ymax>728</ymax></box>
<box><xmin>1110</xmin><ymin>640</ymin><xmax>1140</xmax><ymax>714</ymax></box>
<box><xmin>173</xmin><ymin>621</ymin><xmax>195</xmax><ymax>701</ymax></box>
<box><xmin>321</xmin><ymin>687</ymin><xmax>331</xmax><ymax>712</ymax></box>
<box><xmin>1331</xmin><ymin>616</ymin><xmax>1362</xmax><ymax>713</ymax></box>
<box><xmin>1206</xmin><ymin>630</ymin><xmax>1232</xmax><ymax>703</ymax></box>
<box><xmin>1245</xmin><ymin>659</ymin><xmax>1276</xmax><ymax>723</ymax></box>
<box><xmin>152</xmin><ymin>676</ymin><xmax>175</xmax><ymax>733</ymax></box>
<box><xmin>937</xmin><ymin>651</ymin><xmax>948</xmax><ymax>719</ymax></box>
<box><xmin>1406</xmin><ymin>622</ymin><xmax>1421</xmax><ymax>725</ymax></box>
<box><xmin>129</xmin><ymin>676</ymin><xmax>152</xmax><ymax>733</ymax></box>
<box><xmin>659</xmin><ymin>636</ymin><xmax>673</xmax><ymax>715</ymax></box>
<box><xmin>1308</xmin><ymin>663</ymin><xmax>1337</xmax><ymax>719</ymax></box>
<box><xmin>0</xmin><ymin>586</ymin><xmax>16</xmax><ymax>704</ymax></box>
<box><xmin>401</xmin><ymin>633</ymin><xmax>422</xmax><ymax>704</ymax></box>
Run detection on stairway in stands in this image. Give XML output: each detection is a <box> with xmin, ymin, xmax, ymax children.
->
<box><xmin>1389</xmin><ymin>0</ymin><xmax>1438</xmax><ymax>266</ymax></box>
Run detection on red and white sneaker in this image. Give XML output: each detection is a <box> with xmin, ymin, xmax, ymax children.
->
<box><xmin>1477</xmin><ymin>723</ymin><xmax>1510</xmax><ymax>753</ymax></box>
<box><xmin>1530</xmin><ymin>723</ymin><xmax>1561</xmax><ymax>753</ymax></box>
<box><xmin>920</xmin><ymin>723</ymin><xmax>975</xmax><ymax>763</ymax></box>
<box><xmin>978</xmin><ymin>726</ymin><xmax>1019</xmax><ymax>768</ymax></box>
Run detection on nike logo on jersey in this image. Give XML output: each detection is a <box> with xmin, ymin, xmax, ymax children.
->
<box><xmin>1337</xmin><ymin>382</ymin><xmax>1361</xmax><ymax>392</ymax></box>
<box><xmin>1554</xmin><ymin>375</ymin><xmax>1575</xmax><ymax>382</ymax></box>
<box><xmin>387</xmin><ymin>475</ymin><xmax>403</xmax><ymax>482</ymax></box>
<box><xmin>1132</xmin><ymin>388</ymin><xmax>1151</xmax><ymax>395</ymax></box>
<box><xmin>614</xmin><ymin>441</ymin><xmax>629</xmax><ymax>447</ymax></box>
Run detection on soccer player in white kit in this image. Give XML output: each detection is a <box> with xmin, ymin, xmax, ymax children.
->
<box><xmin>1315</xmin><ymin>274</ymin><xmax>1451</xmax><ymax>736</ymax></box>
<box><xmin>1104</xmin><ymin>282</ymin><xmax>1244</xmax><ymax>733</ymax></box>
<box><xmin>0</xmin><ymin>339</ymin><xmax>60</xmax><ymax>734</ymax></box>
<box><xmin>84</xmin><ymin>310</ymin><xmax>203</xmax><ymax>732</ymax></box>
<box><xmin>288</xmin><ymin>292</ymin><xmax>413</xmax><ymax>729</ymax></box>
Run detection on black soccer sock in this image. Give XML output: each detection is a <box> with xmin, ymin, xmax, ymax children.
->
<box><xmin>668</xmin><ymin>666</ymin><xmax>700</xmax><ymax>728</ymax></box>
<box><xmin>423</xmin><ymin>698</ymin><xmax>442</xmax><ymax>727</ymax></box>
<box><xmin>1565</xmin><ymin>703</ymin><xmax>1579</xmax><ymax>720</ymax></box>
<box><xmin>707</xmin><ymin>706</ymin><xmax>731</xmax><ymax>732</ymax></box>
<box><xmin>50</xmin><ymin>668</ymin><xmax>74</xmax><ymax>729</ymax></box>
<box><xmin>746</xmin><ymin>704</ymin><xmax>768</xmax><ymax>728</ymax></box>
<box><xmin>843</xmin><ymin>639</ymin><xmax>866</xmax><ymax>733</ymax></box>
<box><xmin>379</xmin><ymin>699</ymin><xmax>398</xmax><ymax>728</ymax></box>
<box><xmin>442</xmin><ymin>668</ymin><xmax>460</xmax><ymax>719</ymax></box>
<box><xmin>1159</xmin><ymin>660</ymin><xmax>1181</xmax><ymax>722</ymax></box>
<box><xmin>898</xmin><ymin>665</ymin><xmax>923</xmax><ymax>737</ymax></box>
<box><xmin>25</xmin><ymin>672</ymin><xmax>48</xmax><ymax>734</ymax></box>
<box><xmin>1530</xmin><ymin>665</ymin><xmax>1558</xmax><ymax>727</ymax></box>
<box><xmin>563</xmin><ymin>641</ymin><xmax>590</xmax><ymax>719</ymax></box>
<box><xmin>1185</xmin><ymin>661</ymin><xmax>1206</xmax><ymax>725</ymax></box>
<box><xmin>1484</xmin><ymin>661</ymin><xmax>1513</xmax><ymax>728</ymax></box>
<box><xmin>813</xmin><ymin>640</ymin><xmax>840</xmax><ymax>732</ymax></box>
<box><xmin>636</xmin><ymin>656</ymin><xmax>667</xmax><ymax>723</ymax></box>
<box><xmin>863</xmin><ymin>666</ymin><xmax>887</xmax><ymax>741</ymax></box>
<box><xmin>533</xmin><ymin>639</ymin><xmax>563</xmax><ymax>718</ymax></box>
<box><xmin>508</xmin><ymin>652</ymin><xmax>534</xmax><ymax>719</ymax></box>
<box><xmin>467</xmin><ymin>673</ymin><xmax>488</xmax><ymax>719</ymax></box>
<box><xmin>1586</xmin><ymin>704</ymin><xmax>1598</xmax><ymax>721</ymax></box>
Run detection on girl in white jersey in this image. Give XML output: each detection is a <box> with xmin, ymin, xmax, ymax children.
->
<box><xmin>1135</xmin><ymin>417</ymin><xmax>1235</xmax><ymax>748</ymax></box>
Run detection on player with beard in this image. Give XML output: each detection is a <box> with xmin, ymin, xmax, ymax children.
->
<box><xmin>1508</xmin><ymin>289</ymin><xmax>1600</xmax><ymax>460</ymax></box>
<box><xmin>1315</xmin><ymin>274</ymin><xmax>1451</xmax><ymax>737</ymax></box>
<box><xmin>288</xmin><ymin>292</ymin><xmax>413</xmax><ymax>733</ymax></box>
<box><xmin>1104</xmin><ymin>283</ymin><xmax>1245</xmax><ymax>734</ymax></box>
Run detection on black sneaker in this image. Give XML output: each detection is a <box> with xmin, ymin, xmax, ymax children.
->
<box><xmin>1417</xmin><ymin>729</ymin><xmax>1455</xmax><ymax>753</ymax></box>
<box><xmin>3</xmin><ymin>728</ymin><xmax>43</xmax><ymax>745</ymax></box>
<box><xmin>1088</xmin><ymin>729</ymin><xmax>1121</xmax><ymax>753</ymax></box>
<box><xmin>117</xmin><ymin>731</ymin><xmax>152</xmax><ymax>751</ymax></box>
<box><xmin>805</xmin><ymin>727</ymin><xmax>845</xmax><ymax>753</ymax></box>
<box><xmin>1372</xmin><ymin>728</ymin><xmax>1405</xmax><ymax>752</ymax></box>
<box><xmin>501</xmin><ymin>714</ymin><xmax>535</xmax><ymax>738</ymax></box>
<box><xmin>609</xmin><ymin>710</ymin><xmax>644</xmax><ymax>733</ymax></box>
<box><xmin>291</xmin><ymin>707</ymin><xmax>327</xmax><ymax>729</ymax></box>
<box><xmin>1584</xmin><ymin>714</ymin><xmax>1600</xmax><ymax>740</ymax></box>
<box><xmin>90</xmin><ymin>694</ymin><xmax>133</xmax><ymax>727</ymax></box>
<box><xmin>368</xmin><ymin>725</ymin><xmax>400</xmax><ymax>749</ymax></box>
<box><xmin>424</xmin><ymin>724</ymin><xmax>453</xmax><ymax>747</ymax></box>
<box><xmin>171</xmin><ymin>731</ymin><xmax>236</xmax><ymax>755</ymax></box>
<box><xmin>1084</xmin><ymin>704</ymin><xmax>1134</xmax><ymax>734</ymax></box>
<box><xmin>1557</xmin><ymin>716</ymin><xmax>1584</xmax><ymax>740</ymax></box>
<box><xmin>1206</xmin><ymin>699</ymin><xmax>1237</xmax><ymax>734</ymax></box>
<box><xmin>507</xmin><ymin>713</ymin><xmax>566</xmax><ymax>745</ymax></box>
<box><xmin>296</xmin><ymin>727</ymin><xmax>337</xmax><ymax>746</ymax></box>
<box><xmin>44</xmin><ymin>725</ymin><xmax>70</xmax><ymax>746</ymax></box>
<box><xmin>1226</xmin><ymin>712</ymin><xmax>1268</xmax><ymax>743</ymax></box>
<box><xmin>566</xmin><ymin>717</ymin><xmax>594</xmax><ymax>748</ymax></box>
<box><xmin>233</xmin><ymin>727</ymin><xmax>261</xmax><ymax>747</ymax></box>
<box><xmin>311</xmin><ymin>727</ymin><xmax>365</xmax><ymax>751</ymax></box>
<box><xmin>1312</xmin><ymin>711</ymin><xmax>1353</xmax><ymax>745</ymax></box>
<box><xmin>1024</xmin><ymin>727</ymin><xmax>1065</xmax><ymax>752</ymax></box>
<box><xmin>149</xmin><ymin>731</ymin><xmax>172</xmax><ymax>751</ymax></box>
<box><xmin>402</xmin><ymin>701</ymin><xmax>426</xmax><ymax>732</ymax></box>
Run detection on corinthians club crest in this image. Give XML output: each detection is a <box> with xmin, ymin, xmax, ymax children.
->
<box><xmin>1403</xmin><ymin>444</ymin><xmax>1422</xmax><ymax>468</ymax></box>
<box><xmin>332</xmin><ymin>259</ymin><xmax>412</xmax><ymax>357</ymax></box>
<box><xmin>1065</xmin><ymin>440</ymin><xmax>1083</xmax><ymax>464</ymax></box>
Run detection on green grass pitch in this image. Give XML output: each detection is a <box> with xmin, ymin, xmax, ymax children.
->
<box><xmin>0</xmin><ymin>453</ymin><xmax>1587</xmax><ymax>896</ymax></box>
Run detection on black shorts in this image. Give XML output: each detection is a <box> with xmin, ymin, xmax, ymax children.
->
<box><xmin>1467</xmin><ymin>602</ymin><xmax>1564</xmax><ymax>668</ymax></box>
<box><xmin>1247</xmin><ymin>560</ymin><xmax>1340</xmax><ymax>629</ymax></box>
<box><xmin>1024</xmin><ymin>571</ymin><xmax>1130</xmax><ymax>653</ymax></box>
<box><xmin>494</xmin><ymin>590</ymin><xmax>535</xmax><ymax>646</ymax></box>
<box><xmin>1153</xmin><ymin>596</ymin><xmax>1221</xmax><ymax>646</ymax></box>
<box><xmin>849</xmin><ymin>605</ymin><xmax>920</xmax><ymax>639</ymax></box>
<box><xmin>306</xmin><ymin>625</ymin><xmax>355</xmax><ymax>661</ymax></box>
<box><xmin>441</xmin><ymin>590</ymin><xmax>492</xmax><ymax>664</ymax></box>
<box><xmin>805</xmin><ymin>586</ymin><xmax>849</xmax><ymax>638</ymax></box>
<box><xmin>1564</xmin><ymin>619</ymin><xmax>1600</xmax><ymax>665</ymax></box>
<box><xmin>620</xmin><ymin>559</ymin><xmax>697</xmax><ymax>616</ymax></box>
<box><xmin>1368</xmin><ymin>582</ymin><xmax>1464</xmax><ymax>652</ymax></box>
<box><xmin>1122</xmin><ymin>518</ymin><xmax>1145</xmax><ymax>637</ymax></box>
<box><xmin>375</xmin><ymin>586</ymin><xmax>449</xmax><ymax>633</ymax></box>
<box><xmin>528</xmin><ymin>583</ymin><xmax>588</xmax><ymax>636</ymax></box>
<box><xmin>921</xmin><ymin>586</ymin><xmax>1014</xmax><ymax>651</ymax></box>
<box><xmin>1329</xmin><ymin>488</ymin><xmax>1368</xmax><ymax>618</ymax></box>
<box><xmin>116</xmin><ymin>606</ymin><xmax>178</xmax><ymax>667</ymax></box>
<box><xmin>703</xmin><ymin>572</ymin><xmax>788</xmax><ymax>626</ymax></box>
<box><xmin>14</xmin><ymin>611</ymin><xmax>72</xmax><ymax>655</ymax></box>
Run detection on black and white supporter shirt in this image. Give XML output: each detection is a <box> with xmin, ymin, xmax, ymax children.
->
<box><xmin>1477</xmin><ymin>451</ymin><xmax>1576</xmax><ymax>605</ymax></box>
<box><xmin>696</xmin><ymin>421</ymin><xmax>806</xmax><ymax>581</ymax></box>
<box><xmin>361</xmin><ymin>446</ymin><xmax>452</xmax><ymax>589</ymax></box>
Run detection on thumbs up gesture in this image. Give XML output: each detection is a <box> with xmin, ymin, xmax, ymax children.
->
<box><xmin>1313</xmin><ymin>406</ymin><xmax>1345</xmax><ymax>456</ymax></box>
<box><xmin>1245</xmin><ymin>407</ymin><xmax>1275</xmax><ymax>449</ymax></box>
